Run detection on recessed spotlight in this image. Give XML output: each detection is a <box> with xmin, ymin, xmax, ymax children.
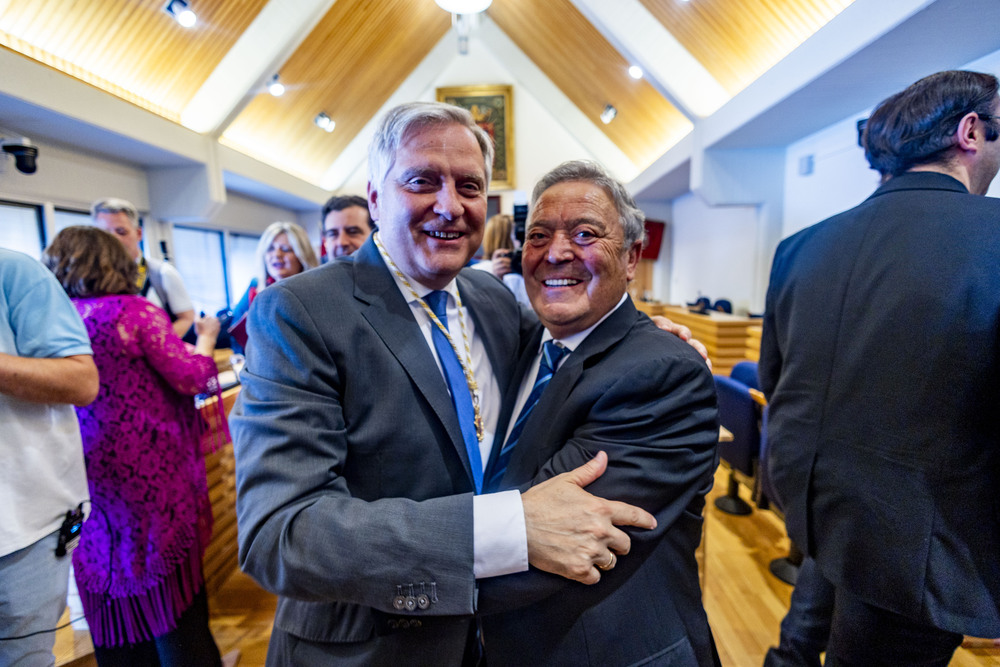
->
<box><xmin>600</xmin><ymin>104</ymin><xmax>617</xmax><ymax>125</ymax></box>
<box><xmin>165</xmin><ymin>0</ymin><xmax>197</xmax><ymax>28</ymax></box>
<box><xmin>268</xmin><ymin>74</ymin><xmax>285</xmax><ymax>97</ymax></box>
<box><xmin>628</xmin><ymin>65</ymin><xmax>643</xmax><ymax>80</ymax></box>
<box><xmin>314</xmin><ymin>112</ymin><xmax>335</xmax><ymax>133</ymax></box>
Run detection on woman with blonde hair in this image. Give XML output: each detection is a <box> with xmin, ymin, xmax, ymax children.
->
<box><xmin>44</xmin><ymin>226</ymin><xmax>224</xmax><ymax>666</ymax></box>
<box><xmin>229</xmin><ymin>222</ymin><xmax>319</xmax><ymax>351</ymax></box>
<box><xmin>474</xmin><ymin>213</ymin><xmax>529</xmax><ymax>306</ymax></box>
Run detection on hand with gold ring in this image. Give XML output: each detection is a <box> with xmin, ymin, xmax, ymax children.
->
<box><xmin>596</xmin><ymin>551</ymin><xmax>617</xmax><ymax>571</ymax></box>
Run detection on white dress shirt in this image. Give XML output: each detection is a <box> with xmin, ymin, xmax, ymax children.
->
<box><xmin>380</xmin><ymin>252</ymin><xmax>527</xmax><ymax>579</ymax></box>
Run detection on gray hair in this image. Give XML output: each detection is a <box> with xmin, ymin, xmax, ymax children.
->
<box><xmin>90</xmin><ymin>197</ymin><xmax>139</xmax><ymax>227</ymax></box>
<box><xmin>255</xmin><ymin>222</ymin><xmax>319</xmax><ymax>287</ymax></box>
<box><xmin>368</xmin><ymin>101</ymin><xmax>495</xmax><ymax>190</ymax></box>
<box><xmin>530</xmin><ymin>160</ymin><xmax>646</xmax><ymax>250</ymax></box>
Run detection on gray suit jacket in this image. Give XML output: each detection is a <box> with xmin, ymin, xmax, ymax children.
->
<box><xmin>231</xmin><ymin>239</ymin><xmax>531</xmax><ymax>665</ymax></box>
<box><xmin>479</xmin><ymin>298</ymin><xmax>721</xmax><ymax>666</ymax></box>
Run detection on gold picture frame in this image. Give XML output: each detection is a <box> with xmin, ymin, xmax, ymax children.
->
<box><xmin>436</xmin><ymin>84</ymin><xmax>515</xmax><ymax>190</ymax></box>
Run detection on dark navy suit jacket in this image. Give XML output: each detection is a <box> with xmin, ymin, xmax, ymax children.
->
<box><xmin>479</xmin><ymin>298</ymin><xmax>721</xmax><ymax>666</ymax></box>
<box><xmin>760</xmin><ymin>171</ymin><xmax>1000</xmax><ymax>637</ymax></box>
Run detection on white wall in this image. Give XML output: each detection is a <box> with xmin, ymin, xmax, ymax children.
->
<box><xmin>670</xmin><ymin>194</ymin><xmax>759</xmax><ymax>314</ymax></box>
<box><xmin>783</xmin><ymin>113</ymin><xmax>881</xmax><ymax>239</ymax></box>
<box><xmin>206</xmin><ymin>192</ymin><xmax>299</xmax><ymax>235</ymax></box>
<box><xmin>0</xmin><ymin>139</ymin><xmax>149</xmax><ymax>211</ymax></box>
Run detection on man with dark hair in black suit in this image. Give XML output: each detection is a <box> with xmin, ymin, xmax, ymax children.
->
<box><xmin>760</xmin><ymin>70</ymin><xmax>1000</xmax><ymax>665</ymax></box>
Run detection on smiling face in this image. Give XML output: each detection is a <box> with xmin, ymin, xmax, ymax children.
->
<box><xmin>523</xmin><ymin>180</ymin><xmax>641</xmax><ymax>339</ymax></box>
<box><xmin>368</xmin><ymin>122</ymin><xmax>487</xmax><ymax>289</ymax></box>
<box><xmin>265</xmin><ymin>232</ymin><xmax>304</xmax><ymax>281</ymax></box>
<box><xmin>323</xmin><ymin>206</ymin><xmax>372</xmax><ymax>258</ymax></box>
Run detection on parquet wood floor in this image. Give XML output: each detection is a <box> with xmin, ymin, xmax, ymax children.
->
<box><xmin>55</xmin><ymin>466</ymin><xmax>999</xmax><ymax>666</ymax></box>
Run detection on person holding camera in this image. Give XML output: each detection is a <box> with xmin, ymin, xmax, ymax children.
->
<box><xmin>474</xmin><ymin>212</ymin><xmax>530</xmax><ymax>306</ymax></box>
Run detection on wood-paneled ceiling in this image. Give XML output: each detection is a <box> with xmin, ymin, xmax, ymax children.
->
<box><xmin>0</xmin><ymin>0</ymin><xmax>855</xmax><ymax>190</ymax></box>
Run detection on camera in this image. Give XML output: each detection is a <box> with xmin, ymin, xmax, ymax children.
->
<box><xmin>1</xmin><ymin>137</ymin><xmax>38</xmax><ymax>174</ymax></box>
<box><xmin>509</xmin><ymin>203</ymin><xmax>528</xmax><ymax>275</ymax></box>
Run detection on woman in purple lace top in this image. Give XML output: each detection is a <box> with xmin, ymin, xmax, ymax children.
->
<box><xmin>44</xmin><ymin>227</ymin><xmax>223</xmax><ymax>667</ymax></box>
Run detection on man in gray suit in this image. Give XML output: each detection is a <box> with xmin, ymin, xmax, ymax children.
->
<box><xmin>231</xmin><ymin>102</ymin><xmax>661</xmax><ymax>665</ymax></box>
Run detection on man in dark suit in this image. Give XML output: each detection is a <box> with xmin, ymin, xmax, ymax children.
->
<box><xmin>478</xmin><ymin>160</ymin><xmax>721</xmax><ymax>665</ymax></box>
<box><xmin>760</xmin><ymin>70</ymin><xmax>1000</xmax><ymax>665</ymax></box>
<box><xmin>230</xmin><ymin>103</ymin><xmax>661</xmax><ymax>665</ymax></box>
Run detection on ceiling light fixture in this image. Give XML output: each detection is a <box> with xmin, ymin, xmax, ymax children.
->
<box><xmin>314</xmin><ymin>112</ymin><xmax>335</xmax><ymax>133</ymax></box>
<box><xmin>434</xmin><ymin>0</ymin><xmax>492</xmax><ymax>13</ymax></box>
<box><xmin>600</xmin><ymin>104</ymin><xmax>617</xmax><ymax>125</ymax></box>
<box><xmin>268</xmin><ymin>74</ymin><xmax>285</xmax><ymax>97</ymax></box>
<box><xmin>628</xmin><ymin>65</ymin><xmax>643</xmax><ymax>80</ymax></box>
<box><xmin>164</xmin><ymin>0</ymin><xmax>197</xmax><ymax>28</ymax></box>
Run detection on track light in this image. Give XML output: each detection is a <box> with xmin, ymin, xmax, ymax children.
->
<box><xmin>628</xmin><ymin>65</ymin><xmax>643</xmax><ymax>80</ymax></box>
<box><xmin>314</xmin><ymin>112</ymin><xmax>335</xmax><ymax>133</ymax></box>
<box><xmin>165</xmin><ymin>0</ymin><xmax>197</xmax><ymax>28</ymax></box>
<box><xmin>268</xmin><ymin>74</ymin><xmax>285</xmax><ymax>97</ymax></box>
<box><xmin>600</xmin><ymin>104</ymin><xmax>617</xmax><ymax>125</ymax></box>
<box><xmin>435</xmin><ymin>0</ymin><xmax>492</xmax><ymax>13</ymax></box>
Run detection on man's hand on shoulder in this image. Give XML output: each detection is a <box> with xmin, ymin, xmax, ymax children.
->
<box><xmin>521</xmin><ymin>451</ymin><xmax>656</xmax><ymax>585</ymax></box>
<box><xmin>649</xmin><ymin>315</ymin><xmax>711</xmax><ymax>368</ymax></box>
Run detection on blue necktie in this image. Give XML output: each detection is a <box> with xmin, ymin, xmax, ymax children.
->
<box><xmin>425</xmin><ymin>290</ymin><xmax>483</xmax><ymax>494</ymax></box>
<box><xmin>485</xmin><ymin>340</ymin><xmax>569</xmax><ymax>493</ymax></box>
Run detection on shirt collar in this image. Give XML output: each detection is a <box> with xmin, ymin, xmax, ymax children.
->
<box><xmin>376</xmin><ymin>243</ymin><xmax>460</xmax><ymax>305</ymax></box>
<box><xmin>539</xmin><ymin>292</ymin><xmax>628</xmax><ymax>354</ymax></box>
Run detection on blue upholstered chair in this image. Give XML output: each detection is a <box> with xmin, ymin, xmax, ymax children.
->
<box><xmin>687</xmin><ymin>296</ymin><xmax>711</xmax><ymax>314</ymax></box>
<box><xmin>712</xmin><ymin>299</ymin><xmax>733</xmax><ymax>314</ymax></box>
<box><xmin>714</xmin><ymin>374</ymin><xmax>760</xmax><ymax>515</ymax></box>
<box><xmin>730</xmin><ymin>360</ymin><xmax>760</xmax><ymax>391</ymax></box>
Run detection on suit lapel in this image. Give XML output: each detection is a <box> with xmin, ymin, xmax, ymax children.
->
<box><xmin>484</xmin><ymin>325</ymin><xmax>543</xmax><ymax>477</ymax></box>
<box><xmin>500</xmin><ymin>298</ymin><xmax>641</xmax><ymax>487</ymax></box>
<box><xmin>352</xmin><ymin>241</ymin><xmax>473</xmax><ymax>486</ymax></box>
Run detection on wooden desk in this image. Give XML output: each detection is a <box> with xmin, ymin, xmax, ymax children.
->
<box><xmin>199</xmin><ymin>386</ymin><xmax>241</xmax><ymax>594</ymax></box>
<box><xmin>661</xmin><ymin>307</ymin><xmax>759</xmax><ymax>376</ymax></box>
<box><xmin>746</xmin><ymin>325</ymin><xmax>762</xmax><ymax>362</ymax></box>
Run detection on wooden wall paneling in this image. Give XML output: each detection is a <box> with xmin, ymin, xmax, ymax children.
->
<box><xmin>487</xmin><ymin>0</ymin><xmax>692</xmax><ymax>172</ymax></box>
<box><xmin>639</xmin><ymin>0</ymin><xmax>855</xmax><ymax>95</ymax></box>
<box><xmin>0</xmin><ymin>0</ymin><xmax>271</xmax><ymax>117</ymax></box>
<box><xmin>222</xmin><ymin>0</ymin><xmax>451</xmax><ymax>184</ymax></box>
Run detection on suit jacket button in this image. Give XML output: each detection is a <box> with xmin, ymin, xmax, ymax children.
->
<box><xmin>393</xmin><ymin>595</ymin><xmax>407</xmax><ymax>610</ymax></box>
<box><xmin>416</xmin><ymin>594</ymin><xmax>430</xmax><ymax>609</ymax></box>
<box><xmin>404</xmin><ymin>596</ymin><xmax>417</xmax><ymax>611</ymax></box>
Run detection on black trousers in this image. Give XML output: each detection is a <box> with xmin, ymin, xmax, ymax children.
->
<box><xmin>92</xmin><ymin>588</ymin><xmax>221</xmax><ymax>667</ymax></box>
<box><xmin>824</xmin><ymin>586</ymin><xmax>963</xmax><ymax>667</ymax></box>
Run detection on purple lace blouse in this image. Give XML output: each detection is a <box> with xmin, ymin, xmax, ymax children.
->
<box><xmin>72</xmin><ymin>295</ymin><xmax>219</xmax><ymax>646</ymax></box>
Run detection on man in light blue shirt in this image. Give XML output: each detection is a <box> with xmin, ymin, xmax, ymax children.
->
<box><xmin>0</xmin><ymin>248</ymin><xmax>98</xmax><ymax>666</ymax></box>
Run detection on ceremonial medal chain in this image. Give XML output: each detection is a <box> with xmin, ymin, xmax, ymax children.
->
<box><xmin>373</xmin><ymin>233</ymin><xmax>484</xmax><ymax>443</ymax></box>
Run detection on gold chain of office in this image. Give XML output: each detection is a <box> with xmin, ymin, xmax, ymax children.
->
<box><xmin>373</xmin><ymin>232</ymin><xmax>483</xmax><ymax>443</ymax></box>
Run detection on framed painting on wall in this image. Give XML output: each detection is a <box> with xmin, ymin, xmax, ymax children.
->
<box><xmin>436</xmin><ymin>84</ymin><xmax>514</xmax><ymax>190</ymax></box>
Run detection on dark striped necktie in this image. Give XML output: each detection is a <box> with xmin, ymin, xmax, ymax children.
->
<box><xmin>485</xmin><ymin>340</ymin><xmax>568</xmax><ymax>493</ymax></box>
